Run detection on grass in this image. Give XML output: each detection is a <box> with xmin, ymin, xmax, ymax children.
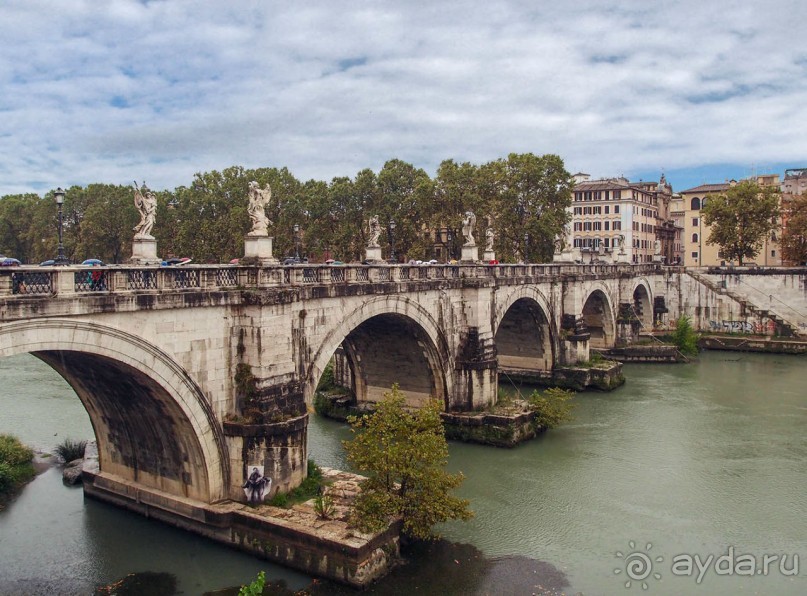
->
<box><xmin>55</xmin><ymin>438</ymin><xmax>88</xmax><ymax>463</ymax></box>
<box><xmin>267</xmin><ymin>460</ymin><xmax>328</xmax><ymax>508</ymax></box>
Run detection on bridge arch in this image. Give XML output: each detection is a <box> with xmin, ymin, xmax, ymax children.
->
<box><xmin>631</xmin><ymin>278</ymin><xmax>654</xmax><ymax>329</ymax></box>
<box><xmin>493</xmin><ymin>286</ymin><xmax>557</xmax><ymax>372</ymax></box>
<box><xmin>308</xmin><ymin>296</ymin><xmax>451</xmax><ymax>409</ymax></box>
<box><xmin>581</xmin><ymin>285</ymin><xmax>616</xmax><ymax>348</ymax></box>
<box><xmin>0</xmin><ymin>319</ymin><xmax>229</xmax><ymax>503</ymax></box>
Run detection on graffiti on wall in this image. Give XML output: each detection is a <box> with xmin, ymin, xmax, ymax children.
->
<box><xmin>708</xmin><ymin>320</ymin><xmax>775</xmax><ymax>334</ymax></box>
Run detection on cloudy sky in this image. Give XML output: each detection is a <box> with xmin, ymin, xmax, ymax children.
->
<box><xmin>2</xmin><ymin>0</ymin><xmax>806</xmax><ymax>197</ymax></box>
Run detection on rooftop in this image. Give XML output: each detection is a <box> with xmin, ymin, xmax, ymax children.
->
<box><xmin>678</xmin><ymin>183</ymin><xmax>731</xmax><ymax>194</ymax></box>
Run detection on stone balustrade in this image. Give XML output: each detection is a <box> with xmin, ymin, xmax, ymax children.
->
<box><xmin>0</xmin><ymin>262</ymin><xmax>665</xmax><ymax>299</ymax></box>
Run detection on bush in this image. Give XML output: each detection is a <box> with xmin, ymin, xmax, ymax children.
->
<box><xmin>670</xmin><ymin>315</ymin><xmax>699</xmax><ymax>356</ymax></box>
<box><xmin>314</xmin><ymin>494</ymin><xmax>336</xmax><ymax>520</ymax></box>
<box><xmin>55</xmin><ymin>438</ymin><xmax>87</xmax><ymax>463</ymax></box>
<box><xmin>316</xmin><ymin>361</ymin><xmax>336</xmax><ymax>392</ymax></box>
<box><xmin>0</xmin><ymin>435</ymin><xmax>35</xmax><ymax>505</ymax></box>
<box><xmin>239</xmin><ymin>571</ymin><xmax>265</xmax><ymax>596</ymax></box>
<box><xmin>527</xmin><ymin>387</ymin><xmax>576</xmax><ymax>429</ymax></box>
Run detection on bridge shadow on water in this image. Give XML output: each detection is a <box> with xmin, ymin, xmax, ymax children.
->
<box><xmin>202</xmin><ymin>539</ymin><xmax>572</xmax><ymax>596</ymax></box>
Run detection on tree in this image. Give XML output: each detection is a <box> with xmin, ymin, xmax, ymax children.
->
<box><xmin>701</xmin><ymin>180</ymin><xmax>780</xmax><ymax>265</ymax></box>
<box><xmin>781</xmin><ymin>193</ymin><xmax>807</xmax><ymax>266</ymax></box>
<box><xmin>478</xmin><ymin>153</ymin><xmax>573</xmax><ymax>263</ymax></box>
<box><xmin>343</xmin><ymin>386</ymin><xmax>473</xmax><ymax>540</ymax></box>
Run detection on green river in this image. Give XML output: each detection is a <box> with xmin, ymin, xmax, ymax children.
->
<box><xmin>1</xmin><ymin>351</ymin><xmax>805</xmax><ymax>595</ymax></box>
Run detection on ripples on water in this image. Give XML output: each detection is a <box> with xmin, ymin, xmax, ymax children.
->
<box><xmin>1</xmin><ymin>351</ymin><xmax>807</xmax><ymax>595</ymax></box>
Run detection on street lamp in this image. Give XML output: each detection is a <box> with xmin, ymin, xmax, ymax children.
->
<box><xmin>523</xmin><ymin>232</ymin><xmax>530</xmax><ymax>264</ymax></box>
<box><xmin>388</xmin><ymin>219</ymin><xmax>396</xmax><ymax>263</ymax></box>
<box><xmin>293</xmin><ymin>224</ymin><xmax>300</xmax><ymax>259</ymax></box>
<box><xmin>446</xmin><ymin>230</ymin><xmax>453</xmax><ymax>262</ymax></box>
<box><xmin>54</xmin><ymin>187</ymin><xmax>69</xmax><ymax>265</ymax></box>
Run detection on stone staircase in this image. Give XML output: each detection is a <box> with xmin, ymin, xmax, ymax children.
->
<box><xmin>686</xmin><ymin>270</ymin><xmax>801</xmax><ymax>337</ymax></box>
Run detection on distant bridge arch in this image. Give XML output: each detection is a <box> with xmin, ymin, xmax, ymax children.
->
<box><xmin>307</xmin><ymin>295</ymin><xmax>451</xmax><ymax>409</ymax></box>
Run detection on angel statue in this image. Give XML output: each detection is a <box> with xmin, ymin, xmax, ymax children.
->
<box><xmin>485</xmin><ymin>227</ymin><xmax>495</xmax><ymax>251</ymax></box>
<box><xmin>461</xmin><ymin>211</ymin><xmax>477</xmax><ymax>246</ymax></box>
<box><xmin>247</xmin><ymin>181</ymin><xmax>272</xmax><ymax>236</ymax></box>
<box><xmin>132</xmin><ymin>181</ymin><xmax>157</xmax><ymax>240</ymax></box>
<box><xmin>367</xmin><ymin>215</ymin><xmax>381</xmax><ymax>248</ymax></box>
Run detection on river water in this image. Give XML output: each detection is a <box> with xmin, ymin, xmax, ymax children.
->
<box><xmin>1</xmin><ymin>351</ymin><xmax>806</xmax><ymax>595</ymax></box>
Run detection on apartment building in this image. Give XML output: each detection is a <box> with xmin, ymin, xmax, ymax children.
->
<box><xmin>571</xmin><ymin>174</ymin><xmax>681</xmax><ymax>263</ymax></box>
<box><xmin>781</xmin><ymin>168</ymin><xmax>807</xmax><ymax>266</ymax></box>
<box><xmin>680</xmin><ymin>175</ymin><xmax>782</xmax><ymax>267</ymax></box>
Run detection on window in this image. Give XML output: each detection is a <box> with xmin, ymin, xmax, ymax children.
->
<box><xmin>691</xmin><ymin>197</ymin><xmax>701</xmax><ymax>210</ymax></box>
<box><xmin>605</xmin><ymin>205</ymin><xmax>610</xmax><ymax>214</ymax></box>
<box><xmin>692</xmin><ymin>233</ymin><xmax>698</xmax><ymax>243</ymax></box>
<box><xmin>771</xmin><ymin>250</ymin><xmax>776</xmax><ymax>257</ymax></box>
<box><xmin>574</xmin><ymin>222</ymin><xmax>582</xmax><ymax>231</ymax></box>
<box><xmin>692</xmin><ymin>251</ymin><xmax>698</xmax><ymax>259</ymax></box>
<box><xmin>613</xmin><ymin>221</ymin><xmax>621</xmax><ymax>230</ymax></box>
<box><xmin>605</xmin><ymin>221</ymin><xmax>610</xmax><ymax>231</ymax></box>
<box><xmin>692</xmin><ymin>217</ymin><xmax>699</xmax><ymax>227</ymax></box>
<box><xmin>593</xmin><ymin>221</ymin><xmax>602</xmax><ymax>231</ymax></box>
<box><xmin>614</xmin><ymin>190</ymin><xmax>622</xmax><ymax>199</ymax></box>
<box><xmin>614</xmin><ymin>205</ymin><xmax>620</xmax><ymax>214</ymax></box>
<box><xmin>574</xmin><ymin>207</ymin><xmax>582</xmax><ymax>215</ymax></box>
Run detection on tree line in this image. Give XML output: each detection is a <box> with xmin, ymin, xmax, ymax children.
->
<box><xmin>0</xmin><ymin>153</ymin><xmax>574</xmax><ymax>265</ymax></box>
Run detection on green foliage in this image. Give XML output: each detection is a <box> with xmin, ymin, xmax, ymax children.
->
<box><xmin>670</xmin><ymin>315</ymin><xmax>699</xmax><ymax>356</ymax></box>
<box><xmin>268</xmin><ymin>460</ymin><xmax>325</xmax><ymax>508</ymax></box>
<box><xmin>314</xmin><ymin>494</ymin><xmax>336</xmax><ymax>520</ymax></box>
<box><xmin>1</xmin><ymin>153</ymin><xmax>572</xmax><ymax>265</ymax></box>
<box><xmin>701</xmin><ymin>180</ymin><xmax>780</xmax><ymax>266</ymax></box>
<box><xmin>238</xmin><ymin>571</ymin><xmax>266</xmax><ymax>596</ymax></box>
<box><xmin>527</xmin><ymin>387</ymin><xmax>576</xmax><ymax>429</ymax></box>
<box><xmin>343</xmin><ymin>385</ymin><xmax>473</xmax><ymax>540</ymax></box>
<box><xmin>0</xmin><ymin>435</ymin><xmax>35</xmax><ymax>505</ymax></box>
<box><xmin>55</xmin><ymin>438</ymin><xmax>87</xmax><ymax>463</ymax></box>
<box><xmin>316</xmin><ymin>361</ymin><xmax>336</xmax><ymax>392</ymax></box>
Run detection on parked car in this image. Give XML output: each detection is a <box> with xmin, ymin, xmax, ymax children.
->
<box><xmin>283</xmin><ymin>257</ymin><xmax>308</xmax><ymax>265</ymax></box>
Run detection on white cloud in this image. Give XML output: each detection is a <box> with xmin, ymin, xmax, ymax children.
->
<box><xmin>1</xmin><ymin>0</ymin><xmax>806</xmax><ymax>196</ymax></box>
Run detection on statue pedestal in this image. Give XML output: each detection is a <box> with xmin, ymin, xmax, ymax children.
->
<box><xmin>553</xmin><ymin>250</ymin><xmax>574</xmax><ymax>263</ymax></box>
<box><xmin>460</xmin><ymin>245</ymin><xmax>478</xmax><ymax>263</ymax></box>
<box><xmin>483</xmin><ymin>250</ymin><xmax>496</xmax><ymax>262</ymax></box>
<box><xmin>613</xmin><ymin>250</ymin><xmax>630</xmax><ymax>264</ymax></box>
<box><xmin>365</xmin><ymin>246</ymin><xmax>382</xmax><ymax>262</ymax></box>
<box><xmin>131</xmin><ymin>238</ymin><xmax>160</xmax><ymax>264</ymax></box>
<box><xmin>244</xmin><ymin>236</ymin><xmax>278</xmax><ymax>264</ymax></box>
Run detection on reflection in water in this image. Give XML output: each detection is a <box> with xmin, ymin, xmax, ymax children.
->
<box><xmin>1</xmin><ymin>352</ymin><xmax>807</xmax><ymax>595</ymax></box>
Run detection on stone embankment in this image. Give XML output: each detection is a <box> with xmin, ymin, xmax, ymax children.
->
<box><xmin>80</xmin><ymin>443</ymin><xmax>400</xmax><ymax>588</ymax></box>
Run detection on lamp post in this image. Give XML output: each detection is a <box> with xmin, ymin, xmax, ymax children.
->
<box><xmin>293</xmin><ymin>224</ymin><xmax>300</xmax><ymax>259</ymax></box>
<box><xmin>54</xmin><ymin>187</ymin><xmax>69</xmax><ymax>265</ymax></box>
<box><xmin>523</xmin><ymin>232</ymin><xmax>530</xmax><ymax>264</ymax></box>
<box><xmin>388</xmin><ymin>219</ymin><xmax>396</xmax><ymax>263</ymax></box>
<box><xmin>446</xmin><ymin>230</ymin><xmax>453</xmax><ymax>262</ymax></box>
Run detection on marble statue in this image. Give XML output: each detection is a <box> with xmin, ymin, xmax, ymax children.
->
<box><xmin>654</xmin><ymin>239</ymin><xmax>662</xmax><ymax>255</ymax></box>
<box><xmin>247</xmin><ymin>181</ymin><xmax>272</xmax><ymax>236</ymax></box>
<box><xmin>132</xmin><ymin>181</ymin><xmax>157</xmax><ymax>240</ymax></box>
<box><xmin>462</xmin><ymin>211</ymin><xmax>477</xmax><ymax>246</ymax></box>
<box><xmin>485</xmin><ymin>227</ymin><xmax>495</xmax><ymax>251</ymax></box>
<box><xmin>367</xmin><ymin>215</ymin><xmax>381</xmax><ymax>248</ymax></box>
<box><xmin>615</xmin><ymin>234</ymin><xmax>625</xmax><ymax>252</ymax></box>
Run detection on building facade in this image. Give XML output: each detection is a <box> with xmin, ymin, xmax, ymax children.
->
<box><xmin>570</xmin><ymin>174</ymin><xmax>681</xmax><ymax>264</ymax></box>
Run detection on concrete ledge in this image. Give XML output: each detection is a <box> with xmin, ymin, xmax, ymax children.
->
<box><xmin>699</xmin><ymin>335</ymin><xmax>807</xmax><ymax>354</ymax></box>
<box><xmin>82</xmin><ymin>469</ymin><xmax>400</xmax><ymax>588</ymax></box>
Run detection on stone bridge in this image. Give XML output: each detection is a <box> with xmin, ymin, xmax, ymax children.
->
<box><xmin>1</xmin><ymin>262</ymin><xmax>795</xmax><ymax>512</ymax></box>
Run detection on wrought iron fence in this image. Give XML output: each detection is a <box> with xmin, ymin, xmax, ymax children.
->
<box><xmin>128</xmin><ymin>270</ymin><xmax>158</xmax><ymax>290</ymax></box>
<box><xmin>330</xmin><ymin>267</ymin><xmax>344</xmax><ymax>282</ymax></box>
<box><xmin>399</xmin><ymin>267</ymin><xmax>410</xmax><ymax>280</ymax></box>
<box><xmin>167</xmin><ymin>269</ymin><xmax>200</xmax><ymax>289</ymax></box>
<box><xmin>377</xmin><ymin>268</ymin><xmax>390</xmax><ymax>281</ymax></box>
<box><xmin>302</xmin><ymin>268</ymin><xmax>319</xmax><ymax>283</ymax></box>
<box><xmin>216</xmin><ymin>268</ymin><xmax>238</xmax><ymax>287</ymax></box>
<box><xmin>12</xmin><ymin>271</ymin><xmax>52</xmax><ymax>295</ymax></box>
<box><xmin>356</xmin><ymin>268</ymin><xmax>369</xmax><ymax>282</ymax></box>
<box><xmin>75</xmin><ymin>270</ymin><xmax>108</xmax><ymax>292</ymax></box>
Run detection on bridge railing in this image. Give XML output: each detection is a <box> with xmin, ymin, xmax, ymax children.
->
<box><xmin>0</xmin><ymin>262</ymin><xmax>663</xmax><ymax>298</ymax></box>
